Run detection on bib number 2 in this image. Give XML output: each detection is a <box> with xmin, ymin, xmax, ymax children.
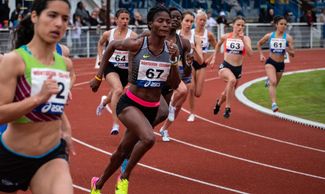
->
<box><xmin>31</xmin><ymin>68</ymin><xmax>70</xmax><ymax>114</ymax></box>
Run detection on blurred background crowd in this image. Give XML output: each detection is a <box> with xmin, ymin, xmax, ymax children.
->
<box><xmin>0</xmin><ymin>0</ymin><xmax>324</xmax><ymax>56</ymax></box>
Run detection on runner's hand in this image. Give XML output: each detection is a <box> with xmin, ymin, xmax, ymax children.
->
<box><xmin>89</xmin><ymin>76</ymin><xmax>102</xmax><ymax>92</ymax></box>
<box><xmin>37</xmin><ymin>75</ymin><xmax>59</xmax><ymax>104</ymax></box>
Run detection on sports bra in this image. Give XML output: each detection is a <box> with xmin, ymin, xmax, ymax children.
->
<box><xmin>13</xmin><ymin>45</ymin><xmax>70</xmax><ymax>123</ymax></box>
<box><xmin>129</xmin><ymin>36</ymin><xmax>171</xmax><ymax>88</ymax></box>
<box><xmin>269</xmin><ymin>32</ymin><xmax>287</xmax><ymax>55</ymax></box>
<box><xmin>224</xmin><ymin>32</ymin><xmax>246</xmax><ymax>55</ymax></box>
<box><xmin>107</xmin><ymin>28</ymin><xmax>132</xmax><ymax>69</ymax></box>
<box><xmin>191</xmin><ymin>28</ymin><xmax>209</xmax><ymax>53</ymax></box>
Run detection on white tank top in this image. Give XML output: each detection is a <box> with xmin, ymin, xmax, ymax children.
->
<box><xmin>191</xmin><ymin>28</ymin><xmax>209</xmax><ymax>53</ymax></box>
<box><xmin>107</xmin><ymin>28</ymin><xmax>132</xmax><ymax>69</ymax></box>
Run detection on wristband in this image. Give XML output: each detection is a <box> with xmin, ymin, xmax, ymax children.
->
<box><xmin>170</xmin><ymin>56</ymin><xmax>178</xmax><ymax>63</ymax></box>
<box><xmin>95</xmin><ymin>75</ymin><xmax>102</xmax><ymax>81</ymax></box>
<box><xmin>171</xmin><ymin>61</ymin><xmax>178</xmax><ymax>66</ymax></box>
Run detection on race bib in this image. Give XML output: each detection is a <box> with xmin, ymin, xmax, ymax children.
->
<box><xmin>31</xmin><ymin>68</ymin><xmax>70</xmax><ymax>114</ymax></box>
<box><xmin>226</xmin><ymin>39</ymin><xmax>244</xmax><ymax>54</ymax></box>
<box><xmin>200</xmin><ymin>35</ymin><xmax>209</xmax><ymax>52</ymax></box>
<box><xmin>136</xmin><ymin>60</ymin><xmax>170</xmax><ymax>88</ymax></box>
<box><xmin>109</xmin><ymin>50</ymin><xmax>129</xmax><ymax>69</ymax></box>
<box><xmin>270</xmin><ymin>38</ymin><xmax>286</xmax><ymax>54</ymax></box>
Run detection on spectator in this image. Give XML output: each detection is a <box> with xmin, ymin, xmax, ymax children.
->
<box><xmin>225</xmin><ymin>0</ymin><xmax>243</xmax><ymax>16</ymax></box>
<box><xmin>196</xmin><ymin>0</ymin><xmax>208</xmax><ymax>10</ymax></box>
<box><xmin>299</xmin><ymin>9</ymin><xmax>315</xmax><ymax>48</ymax></box>
<box><xmin>211</xmin><ymin>0</ymin><xmax>222</xmax><ymax>14</ymax></box>
<box><xmin>98</xmin><ymin>2</ymin><xmax>107</xmax><ymax>25</ymax></box>
<box><xmin>301</xmin><ymin>9</ymin><xmax>315</xmax><ymax>26</ymax></box>
<box><xmin>131</xmin><ymin>10</ymin><xmax>145</xmax><ymax>26</ymax></box>
<box><xmin>284</xmin><ymin>11</ymin><xmax>294</xmax><ymax>23</ymax></box>
<box><xmin>284</xmin><ymin>11</ymin><xmax>294</xmax><ymax>33</ymax></box>
<box><xmin>74</xmin><ymin>1</ymin><xmax>90</xmax><ymax>26</ymax></box>
<box><xmin>217</xmin><ymin>11</ymin><xmax>227</xmax><ymax>25</ymax></box>
<box><xmin>0</xmin><ymin>0</ymin><xmax>10</xmax><ymax>28</ymax></box>
<box><xmin>136</xmin><ymin>0</ymin><xmax>146</xmax><ymax>8</ymax></box>
<box><xmin>266</xmin><ymin>8</ymin><xmax>275</xmax><ymax>23</ymax></box>
<box><xmin>320</xmin><ymin>9</ymin><xmax>325</xmax><ymax>47</ymax></box>
<box><xmin>89</xmin><ymin>8</ymin><xmax>100</xmax><ymax>26</ymax></box>
<box><xmin>119</xmin><ymin>0</ymin><xmax>134</xmax><ymax>14</ymax></box>
<box><xmin>10</xmin><ymin>3</ymin><xmax>24</xmax><ymax>28</ymax></box>
<box><xmin>216</xmin><ymin>11</ymin><xmax>228</xmax><ymax>46</ymax></box>
<box><xmin>89</xmin><ymin>8</ymin><xmax>101</xmax><ymax>56</ymax></box>
<box><xmin>71</xmin><ymin>14</ymin><xmax>82</xmax><ymax>58</ymax></box>
<box><xmin>258</xmin><ymin>8</ymin><xmax>268</xmax><ymax>23</ymax></box>
<box><xmin>206</xmin><ymin>10</ymin><xmax>217</xmax><ymax>32</ymax></box>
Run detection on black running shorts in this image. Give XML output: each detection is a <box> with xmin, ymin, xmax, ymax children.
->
<box><xmin>0</xmin><ymin>138</ymin><xmax>68</xmax><ymax>192</ymax></box>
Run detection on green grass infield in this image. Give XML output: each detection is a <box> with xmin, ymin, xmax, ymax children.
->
<box><xmin>244</xmin><ymin>70</ymin><xmax>325</xmax><ymax>124</ymax></box>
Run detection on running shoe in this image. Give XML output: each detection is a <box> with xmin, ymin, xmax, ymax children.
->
<box><xmin>167</xmin><ymin>105</ymin><xmax>176</xmax><ymax>122</ymax></box>
<box><xmin>272</xmin><ymin>103</ymin><xmax>279</xmax><ymax>112</ymax></box>
<box><xmin>96</xmin><ymin>96</ymin><xmax>107</xmax><ymax>116</ymax></box>
<box><xmin>223</xmin><ymin>107</ymin><xmax>231</xmax><ymax>118</ymax></box>
<box><xmin>265</xmin><ymin>78</ymin><xmax>270</xmax><ymax>88</ymax></box>
<box><xmin>90</xmin><ymin>177</ymin><xmax>101</xmax><ymax>194</ymax></box>
<box><xmin>159</xmin><ymin>128</ymin><xmax>170</xmax><ymax>142</ymax></box>
<box><xmin>187</xmin><ymin>114</ymin><xmax>195</xmax><ymax>122</ymax></box>
<box><xmin>121</xmin><ymin>159</ymin><xmax>128</xmax><ymax>174</ymax></box>
<box><xmin>115</xmin><ymin>176</ymin><xmax>128</xmax><ymax>194</ymax></box>
<box><xmin>110</xmin><ymin>123</ymin><xmax>120</xmax><ymax>135</ymax></box>
<box><xmin>213</xmin><ymin>99</ymin><xmax>220</xmax><ymax>115</ymax></box>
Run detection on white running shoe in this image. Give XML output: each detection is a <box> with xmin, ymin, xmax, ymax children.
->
<box><xmin>110</xmin><ymin>123</ymin><xmax>119</xmax><ymax>135</ymax></box>
<box><xmin>271</xmin><ymin>103</ymin><xmax>279</xmax><ymax>112</ymax></box>
<box><xmin>96</xmin><ymin>96</ymin><xmax>107</xmax><ymax>116</ymax></box>
<box><xmin>167</xmin><ymin>105</ymin><xmax>176</xmax><ymax>122</ymax></box>
<box><xmin>159</xmin><ymin>128</ymin><xmax>170</xmax><ymax>142</ymax></box>
<box><xmin>187</xmin><ymin>114</ymin><xmax>195</xmax><ymax>122</ymax></box>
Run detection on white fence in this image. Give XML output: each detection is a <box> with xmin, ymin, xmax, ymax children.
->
<box><xmin>1</xmin><ymin>23</ymin><xmax>324</xmax><ymax>57</ymax></box>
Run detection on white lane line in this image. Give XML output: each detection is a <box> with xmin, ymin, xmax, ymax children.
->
<box><xmin>153</xmin><ymin>131</ymin><xmax>325</xmax><ymax>181</ymax></box>
<box><xmin>74</xmin><ymin>77</ymin><xmax>325</xmax><ymax>153</ymax></box>
<box><xmin>72</xmin><ymin>68</ymin><xmax>325</xmax><ymax>184</ymax></box>
<box><xmin>74</xmin><ymin>81</ymin><xmax>91</xmax><ymax>87</ymax></box>
<box><xmin>73</xmin><ymin>135</ymin><xmax>325</xmax><ymax>182</ymax></box>
<box><xmin>73</xmin><ymin>184</ymin><xmax>90</xmax><ymax>193</ymax></box>
<box><xmin>72</xmin><ymin>137</ymin><xmax>249</xmax><ymax>194</ymax></box>
<box><xmin>73</xmin><ymin>131</ymin><xmax>325</xmax><ymax>185</ymax></box>
<box><xmin>235</xmin><ymin>68</ymin><xmax>325</xmax><ymax>130</ymax></box>
<box><xmin>180</xmin><ymin>108</ymin><xmax>325</xmax><ymax>153</ymax></box>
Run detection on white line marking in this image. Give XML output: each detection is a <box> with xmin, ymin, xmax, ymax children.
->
<box><xmin>181</xmin><ymin>108</ymin><xmax>325</xmax><ymax>153</ymax></box>
<box><xmin>72</xmin><ymin>137</ymin><xmax>249</xmax><ymax>194</ymax></box>
<box><xmin>153</xmin><ymin>131</ymin><xmax>325</xmax><ymax>180</ymax></box>
<box><xmin>235</xmin><ymin>68</ymin><xmax>325</xmax><ymax>130</ymax></box>
<box><xmin>72</xmin><ymin>68</ymin><xmax>325</xmax><ymax>186</ymax></box>
<box><xmin>73</xmin><ymin>184</ymin><xmax>90</xmax><ymax>192</ymax></box>
<box><xmin>73</xmin><ymin>132</ymin><xmax>325</xmax><ymax>187</ymax></box>
<box><xmin>74</xmin><ymin>81</ymin><xmax>91</xmax><ymax>87</ymax></box>
<box><xmin>75</xmin><ymin>75</ymin><xmax>325</xmax><ymax>152</ymax></box>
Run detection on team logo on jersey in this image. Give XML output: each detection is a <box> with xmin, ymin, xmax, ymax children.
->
<box><xmin>143</xmin><ymin>54</ymin><xmax>150</xmax><ymax>59</ymax></box>
<box><xmin>144</xmin><ymin>81</ymin><xmax>161</xmax><ymax>88</ymax></box>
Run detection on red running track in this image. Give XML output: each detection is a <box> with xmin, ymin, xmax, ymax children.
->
<box><xmin>19</xmin><ymin>50</ymin><xmax>325</xmax><ymax>194</ymax></box>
